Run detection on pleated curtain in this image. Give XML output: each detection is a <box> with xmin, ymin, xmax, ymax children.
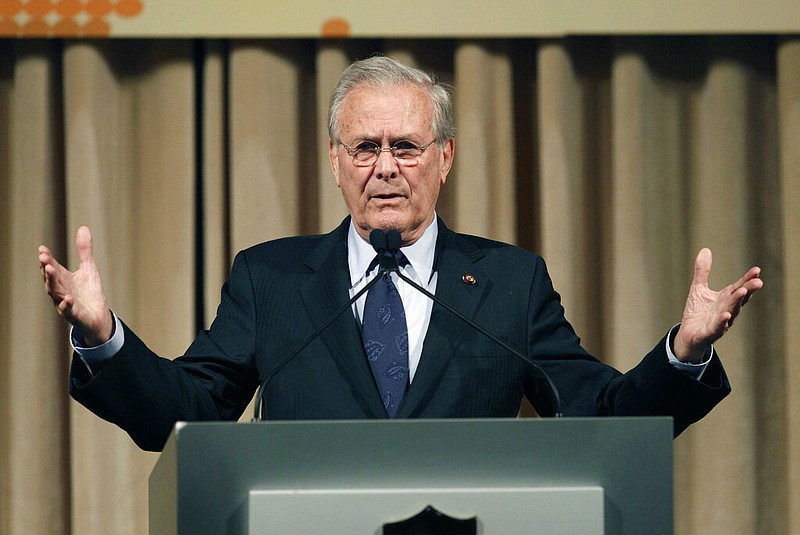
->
<box><xmin>1</xmin><ymin>36</ymin><xmax>798</xmax><ymax>535</ymax></box>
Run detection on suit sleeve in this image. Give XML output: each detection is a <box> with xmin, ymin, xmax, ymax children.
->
<box><xmin>69</xmin><ymin>251</ymin><xmax>260</xmax><ymax>451</ymax></box>
<box><xmin>523</xmin><ymin>256</ymin><xmax>730</xmax><ymax>437</ymax></box>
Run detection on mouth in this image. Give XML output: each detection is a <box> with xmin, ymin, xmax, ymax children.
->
<box><xmin>370</xmin><ymin>192</ymin><xmax>406</xmax><ymax>202</ymax></box>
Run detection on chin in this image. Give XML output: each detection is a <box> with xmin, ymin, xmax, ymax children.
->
<box><xmin>366</xmin><ymin>213</ymin><xmax>410</xmax><ymax>233</ymax></box>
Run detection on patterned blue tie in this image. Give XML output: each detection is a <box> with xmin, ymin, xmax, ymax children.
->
<box><xmin>362</xmin><ymin>259</ymin><xmax>409</xmax><ymax>418</ymax></box>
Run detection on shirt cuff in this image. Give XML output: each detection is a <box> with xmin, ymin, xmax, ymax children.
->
<box><xmin>71</xmin><ymin>312</ymin><xmax>125</xmax><ymax>377</ymax></box>
<box><xmin>666</xmin><ymin>324</ymin><xmax>712</xmax><ymax>381</ymax></box>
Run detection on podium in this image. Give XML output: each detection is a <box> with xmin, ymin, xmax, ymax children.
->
<box><xmin>149</xmin><ymin>418</ymin><xmax>673</xmax><ymax>534</ymax></box>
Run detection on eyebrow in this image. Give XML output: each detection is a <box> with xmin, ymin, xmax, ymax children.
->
<box><xmin>352</xmin><ymin>135</ymin><xmax>425</xmax><ymax>145</ymax></box>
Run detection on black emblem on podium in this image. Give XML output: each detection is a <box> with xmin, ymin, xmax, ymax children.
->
<box><xmin>383</xmin><ymin>505</ymin><xmax>477</xmax><ymax>535</ymax></box>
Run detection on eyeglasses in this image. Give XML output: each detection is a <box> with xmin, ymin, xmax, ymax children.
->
<box><xmin>341</xmin><ymin>139</ymin><xmax>436</xmax><ymax>167</ymax></box>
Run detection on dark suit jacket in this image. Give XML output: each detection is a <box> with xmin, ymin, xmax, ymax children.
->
<box><xmin>70</xmin><ymin>218</ymin><xmax>730</xmax><ymax>451</ymax></box>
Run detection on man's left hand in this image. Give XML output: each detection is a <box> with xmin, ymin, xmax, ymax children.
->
<box><xmin>674</xmin><ymin>248</ymin><xmax>763</xmax><ymax>363</ymax></box>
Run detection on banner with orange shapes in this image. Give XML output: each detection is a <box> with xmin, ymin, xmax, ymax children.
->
<box><xmin>1</xmin><ymin>0</ymin><xmax>798</xmax><ymax>38</ymax></box>
<box><xmin>0</xmin><ymin>0</ymin><xmax>143</xmax><ymax>37</ymax></box>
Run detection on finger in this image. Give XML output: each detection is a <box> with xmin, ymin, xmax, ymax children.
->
<box><xmin>730</xmin><ymin>266</ymin><xmax>762</xmax><ymax>291</ymax></box>
<box><xmin>48</xmin><ymin>290</ymin><xmax>65</xmax><ymax>307</ymax></box>
<box><xmin>38</xmin><ymin>250</ymin><xmax>49</xmax><ymax>281</ymax></box>
<box><xmin>733</xmin><ymin>276</ymin><xmax>763</xmax><ymax>308</ymax></box>
<box><xmin>41</xmin><ymin>263</ymin><xmax>69</xmax><ymax>303</ymax></box>
<box><xmin>726</xmin><ymin>301</ymin><xmax>743</xmax><ymax>326</ymax></box>
<box><xmin>42</xmin><ymin>262</ymin><xmax>59</xmax><ymax>289</ymax></box>
<box><xmin>723</xmin><ymin>286</ymin><xmax>748</xmax><ymax>312</ymax></box>
<box><xmin>741</xmin><ymin>288</ymin><xmax>759</xmax><ymax>307</ymax></box>
<box><xmin>742</xmin><ymin>278</ymin><xmax>763</xmax><ymax>296</ymax></box>
<box><xmin>38</xmin><ymin>244</ymin><xmax>68</xmax><ymax>276</ymax></box>
<box><xmin>721</xmin><ymin>311</ymin><xmax>733</xmax><ymax>331</ymax></box>
<box><xmin>693</xmin><ymin>248</ymin><xmax>713</xmax><ymax>287</ymax></box>
<box><xmin>745</xmin><ymin>265</ymin><xmax>762</xmax><ymax>281</ymax></box>
<box><xmin>57</xmin><ymin>295</ymin><xmax>73</xmax><ymax>317</ymax></box>
<box><xmin>704</xmin><ymin>310</ymin><xmax>732</xmax><ymax>342</ymax></box>
<box><xmin>725</xmin><ymin>284</ymin><xmax>759</xmax><ymax>326</ymax></box>
<box><xmin>38</xmin><ymin>245</ymin><xmax>55</xmax><ymax>270</ymax></box>
<box><xmin>75</xmin><ymin>226</ymin><xmax>95</xmax><ymax>268</ymax></box>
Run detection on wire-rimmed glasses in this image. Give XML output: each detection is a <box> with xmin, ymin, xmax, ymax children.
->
<box><xmin>341</xmin><ymin>139</ymin><xmax>436</xmax><ymax>167</ymax></box>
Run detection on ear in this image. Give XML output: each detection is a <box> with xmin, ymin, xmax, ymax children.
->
<box><xmin>329</xmin><ymin>139</ymin><xmax>341</xmax><ymax>188</ymax></box>
<box><xmin>439</xmin><ymin>138</ymin><xmax>455</xmax><ymax>185</ymax></box>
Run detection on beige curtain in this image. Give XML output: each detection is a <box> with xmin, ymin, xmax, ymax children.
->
<box><xmin>0</xmin><ymin>36</ymin><xmax>797</xmax><ymax>535</ymax></box>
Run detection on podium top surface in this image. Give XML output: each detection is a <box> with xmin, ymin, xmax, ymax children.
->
<box><xmin>150</xmin><ymin>417</ymin><xmax>673</xmax><ymax>535</ymax></box>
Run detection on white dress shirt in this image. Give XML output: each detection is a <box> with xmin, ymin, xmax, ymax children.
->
<box><xmin>347</xmin><ymin>218</ymin><xmax>438</xmax><ymax>383</ymax></box>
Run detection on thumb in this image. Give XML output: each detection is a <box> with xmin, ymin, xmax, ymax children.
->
<box><xmin>75</xmin><ymin>226</ymin><xmax>95</xmax><ymax>267</ymax></box>
<box><xmin>693</xmin><ymin>248</ymin><xmax>713</xmax><ymax>287</ymax></box>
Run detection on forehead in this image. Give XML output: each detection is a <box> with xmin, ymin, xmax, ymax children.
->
<box><xmin>338</xmin><ymin>83</ymin><xmax>434</xmax><ymax>140</ymax></box>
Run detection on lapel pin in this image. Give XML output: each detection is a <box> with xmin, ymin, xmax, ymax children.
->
<box><xmin>461</xmin><ymin>274</ymin><xmax>477</xmax><ymax>286</ymax></box>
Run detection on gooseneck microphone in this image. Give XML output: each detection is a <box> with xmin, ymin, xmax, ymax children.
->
<box><xmin>371</xmin><ymin>228</ymin><xmax>402</xmax><ymax>273</ymax></box>
<box><xmin>253</xmin><ymin>227</ymin><xmax>562</xmax><ymax>420</ymax></box>
<box><xmin>370</xmin><ymin>229</ymin><xmax>563</xmax><ymax>418</ymax></box>
<box><xmin>251</xmin><ymin>231</ymin><xmax>392</xmax><ymax>421</ymax></box>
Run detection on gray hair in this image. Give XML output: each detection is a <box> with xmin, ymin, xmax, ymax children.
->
<box><xmin>327</xmin><ymin>55</ymin><xmax>455</xmax><ymax>146</ymax></box>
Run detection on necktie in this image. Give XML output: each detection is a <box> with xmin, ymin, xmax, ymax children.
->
<box><xmin>361</xmin><ymin>259</ymin><xmax>409</xmax><ymax>418</ymax></box>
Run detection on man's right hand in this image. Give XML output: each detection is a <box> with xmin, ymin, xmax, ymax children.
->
<box><xmin>39</xmin><ymin>226</ymin><xmax>113</xmax><ymax>346</ymax></box>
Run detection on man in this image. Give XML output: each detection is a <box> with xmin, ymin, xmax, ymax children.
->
<box><xmin>39</xmin><ymin>56</ymin><xmax>762</xmax><ymax>452</ymax></box>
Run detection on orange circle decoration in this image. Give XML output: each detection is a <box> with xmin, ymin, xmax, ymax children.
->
<box><xmin>51</xmin><ymin>18</ymin><xmax>80</xmax><ymax>36</ymax></box>
<box><xmin>114</xmin><ymin>0</ymin><xmax>143</xmax><ymax>18</ymax></box>
<box><xmin>0</xmin><ymin>0</ymin><xmax>24</xmax><ymax>19</ymax></box>
<box><xmin>22</xmin><ymin>18</ymin><xmax>50</xmax><ymax>36</ymax></box>
<box><xmin>25</xmin><ymin>0</ymin><xmax>53</xmax><ymax>18</ymax></box>
<box><xmin>0</xmin><ymin>18</ymin><xmax>20</xmax><ymax>36</ymax></box>
<box><xmin>82</xmin><ymin>17</ymin><xmax>110</xmax><ymax>36</ymax></box>
<box><xmin>86</xmin><ymin>0</ymin><xmax>114</xmax><ymax>17</ymax></box>
<box><xmin>321</xmin><ymin>17</ymin><xmax>350</xmax><ymax>38</ymax></box>
<box><xmin>54</xmin><ymin>0</ymin><xmax>83</xmax><ymax>18</ymax></box>
<box><xmin>0</xmin><ymin>0</ymin><xmax>146</xmax><ymax>37</ymax></box>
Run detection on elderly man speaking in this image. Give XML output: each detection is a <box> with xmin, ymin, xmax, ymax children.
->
<box><xmin>39</xmin><ymin>56</ymin><xmax>762</xmax><ymax>452</ymax></box>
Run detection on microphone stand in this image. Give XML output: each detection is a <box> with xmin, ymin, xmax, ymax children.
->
<box><xmin>253</xmin><ymin>228</ymin><xmax>563</xmax><ymax>420</ymax></box>
<box><xmin>251</xmin><ymin>272</ymin><xmax>383</xmax><ymax>422</ymax></box>
<box><xmin>252</xmin><ymin>229</ymin><xmax>403</xmax><ymax>421</ymax></box>
<box><xmin>392</xmin><ymin>269</ymin><xmax>563</xmax><ymax>418</ymax></box>
<box><xmin>376</xmin><ymin>228</ymin><xmax>562</xmax><ymax>417</ymax></box>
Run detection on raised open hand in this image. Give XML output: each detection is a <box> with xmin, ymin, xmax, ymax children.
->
<box><xmin>673</xmin><ymin>248</ymin><xmax>763</xmax><ymax>363</ymax></box>
<box><xmin>38</xmin><ymin>226</ymin><xmax>113</xmax><ymax>346</ymax></box>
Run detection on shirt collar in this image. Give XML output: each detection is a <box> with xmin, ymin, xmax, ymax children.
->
<box><xmin>348</xmin><ymin>216</ymin><xmax>439</xmax><ymax>286</ymax></box>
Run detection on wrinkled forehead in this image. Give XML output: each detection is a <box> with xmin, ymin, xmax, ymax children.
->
<box><xmin>337</xmin><ymin>83</ymin><xmax>435</xmax><ymax>140</ymax></box>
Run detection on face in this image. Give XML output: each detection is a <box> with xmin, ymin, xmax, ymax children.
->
<box><xmin>328</xmin><ymin>84</ymin><xmax>455</xmax><ymax>245</ymax></box>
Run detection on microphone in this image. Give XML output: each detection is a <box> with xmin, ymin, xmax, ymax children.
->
<box><xmin>371</xmin><ymin>229</ymin><xmax>563</xmax><ymax>418</ymax></box>
<box><xmin>251</xmin><ymin>236</ymin><xmax>388</xmax><ymax>421</ymax></box>
<box><xmin>253</xmin><ymin>228</ymin><xmax>562</xmax><ymax>420</ymax></box>
<box><xmin>369</xmin><ymin>228</ymin><xmax>402</xmax><ymax>273</ymax></box>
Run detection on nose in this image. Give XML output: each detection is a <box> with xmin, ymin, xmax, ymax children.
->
<box><xmin>373</xmin><ymin>147</ymin><xmax>399</xmax><ymax>180</ymax></box>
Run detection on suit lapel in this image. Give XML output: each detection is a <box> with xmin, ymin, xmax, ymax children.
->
<box><xmin>397</xmin><ymin>222</ymin><xmax>492</xmax><ymax>418</ymax></box>
<box><xmin>299</xmin><ymin>219</ymin><xmax>386</xmax><ymax>419</ymax></box>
